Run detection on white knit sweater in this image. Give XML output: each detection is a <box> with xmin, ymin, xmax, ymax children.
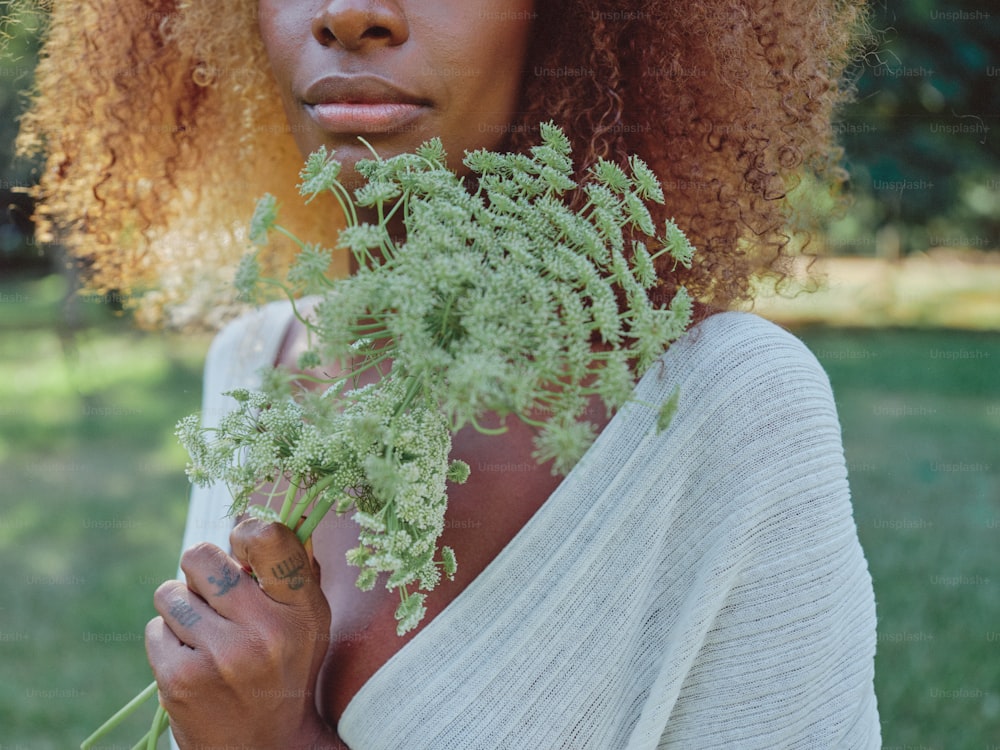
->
<box><xmin>179</xmin><ymin>306</ymin><xmax>880</xmax><ymax>749</ymax></box>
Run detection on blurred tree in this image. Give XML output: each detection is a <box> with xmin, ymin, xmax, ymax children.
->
<box><xmin>833</xmin><ymin>0</ymin><xmax>1000</xmax><ymax>255</ymax></box>
<box><xmin>0</xmin><ymin>2</ymin><xmax>44</xmax><ymax>271</ymax></box>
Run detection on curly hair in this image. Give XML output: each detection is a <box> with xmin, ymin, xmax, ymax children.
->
<box><xmin>15</xmin><ymin>0</ymin><xmax>866</xmax><ymax>328</ymax></box>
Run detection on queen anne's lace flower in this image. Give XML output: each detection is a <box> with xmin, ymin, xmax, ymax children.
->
<box><xmin>248</xmin><ymin>193</ymin><xmax>278</xmax><ymax>246</ymax></box>
<box><xmin>297</xmin><ymin>146</ymin><xmax>343</xmax><ymax>199</ymax></box>
<box><xmin>179</xmin><ymin>123</ymin><xmax>695</xmax><ymax>635</ymax></box>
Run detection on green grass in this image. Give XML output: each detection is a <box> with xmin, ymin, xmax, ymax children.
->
<box><xmin>1</xmin><ymin>276</ymin><xmax>211</xmax><ymax>748</ymax></box>
<box><xmin>798</xmin><ymin>326</ymin><xmax>1000</xmax><ymax>748</ymax></box>
<box><xmin>2</xmin><ymin>276</ymin><xmax>998</xmax><ymax>747</ymax></box>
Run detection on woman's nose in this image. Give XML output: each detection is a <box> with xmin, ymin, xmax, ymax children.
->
<box><xmin>311</xmin><ymin>0</ymin><xmax>409</xmax><ymax>51</ymax></box>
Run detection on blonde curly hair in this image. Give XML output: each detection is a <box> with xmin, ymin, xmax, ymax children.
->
<box><xmin>15</xmin><ymin>0</ymin><xmax>866</xmax><ymax>328</ymax></box>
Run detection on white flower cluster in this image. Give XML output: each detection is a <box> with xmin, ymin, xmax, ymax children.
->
<box><xmin>185</xmin><ymin>122</ymin><xmax>694</xmax><ymax>634</ymax></box>
<box><xmin>177</xmin><ymin>379</ymin><xmax>461</xmax><ymax>635</ymax></box>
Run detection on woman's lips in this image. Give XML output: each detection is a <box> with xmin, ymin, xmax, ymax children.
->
<box><xmin>306</xmin><ymin>101</ymin><xmax>426</xmax><ymax>134</ymax></box>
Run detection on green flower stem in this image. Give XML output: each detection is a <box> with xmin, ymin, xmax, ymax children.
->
<box><xmin>285</xmin><ymin>371</ymin><xmax>351</xmax><ymax>389</ymax></box>
<box><xmin>342</xmin><ymin>350</ymin><xmax>394</xmax><ymax>382</ymax></box>
<box><xmin>292</xmin><ymin>374</ymin><xmax>426</xmax><ymax>544</ymax></box>
<box><xmin>146</xmin><ymin>703</ymin><xmax>166</xmax><ymax>750</ymax></box>
<box><xmin>437</xmin><ymin>294</ymin><xmax>460</xmax><ymax>339</ymax></box>
<box><xmin>278</xmin><ymin>480</ymin><xmax>300</xmax><ymax>525</ymax></box>
<box><xmin>158</xmin><ymin>703</ymin><xmax>172</xmax><ymax>737</ymax></box>
<box><xmin>380</xmin><ymin>194</ymin><xmax>406</xmax><ymax>231</ymax></box>
<box><xmin>323</xmin><ymin>176</ymin><xmax>359</xmax><ymax>227</ymax></box>
<box><xmin>383</xmin><ymin>497</ymin><xmax>399</xmax><ymax>534</ymax></box>
<box><xmin>282</xmin><ymin>484</ymin><xmax>314</xmax><ymax>530</ymax></box>
<box><xmin>293</xmin><ymin>475</ymin><xmax>342</xmax><ymax>542</ymax></box>
<box><xmin>257</xmin><ymin>275</ymin><xmax>298</xmax><ymax>297</ymax></box>
<box><xmin>372</xmin><ymin>194</ymin><xmax>398</xmax><ymax>257</ymax></box>
<box><xmin>340</xmin><ymin>320</ymin><xmax>392</xmax><ymax>336</ymax></box>
<box><xmin>130</xmin><ymin>729</ymin><xmax>152</xmax><ymax>750</ymax></box>
<box><xmin>80</xmin><ymin>679</ymin><xmax>159</xmax><ymax>750</ymax></box>
<box><xmin>396</xmin><ymin>376</ymin><xmax>422</xmax><ymax>415</ymax></box>
<box><xmin>272</xmin><ymin>224</ymin><xmax>308</xmax><ymax>251</ymax></box>
<box><xmin>469</xmin><ymin>415</ymin><xmax>509</xmax><ymax>436</ymax></box>
<box><xmin>377</xmin><ymin>210</ymin><xmax>405</xmax><ymax>262</ymax></box>
<box><xmin>515</xmin><ymin>413</ymin><xmax>549</xmax><ymax>430</ymax></box>
<box><xmin>130</xmin><ymin>704</ymin><xmax>171</xmax><ymax>750</ymax></box>
<box><xmin>286</xmin><ymin>299</ymin><xmax>325</xmax><ymax>343</ymax></box>
<box><xmin>285</xmin><ymin>474</ymin><xmax>341</xmax><ymax>540</ymax></box>
<box><xmin>349</xmin><ymin>241</ymin><xmax>380</xmax><ymax>271</ymax></box>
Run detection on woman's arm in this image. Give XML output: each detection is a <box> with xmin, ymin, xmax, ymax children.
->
<box><xmin>146</xmin><ymin>519</ymin><xmax>348</xmax><ymax>749</ymax></box>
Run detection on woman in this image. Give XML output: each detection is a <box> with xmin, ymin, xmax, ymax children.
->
<box><xmin>20</xmin><ymin>0</ymin><xmax>878</xmax><ymax>747</ymax></box>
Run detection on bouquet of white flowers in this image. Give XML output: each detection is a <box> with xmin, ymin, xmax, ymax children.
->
<box><xmin>82</xmin><ymin>121</ymin><xmax>694</xmax><ymax>749</ymax></box>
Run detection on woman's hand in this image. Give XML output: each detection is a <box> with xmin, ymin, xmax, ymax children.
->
<box><xmin>146</xmin><ymin>518</ymin><xmax>342</xmax><ymax>749</ymax></box>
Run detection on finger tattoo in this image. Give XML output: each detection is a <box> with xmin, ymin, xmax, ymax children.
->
<box><xmin>169</xmin><ymin>600</ymin><xmax>202</xmax><ymax>628</ymax></box>
<box><xmin>271</xmin><ymin>554</ymin><xmax>307</xmax><ymax>591</ymax></box>
<box><xmin>207</xmin><ymin>564</ymin><xmax>241</xmax><ymax>597</ymax></box>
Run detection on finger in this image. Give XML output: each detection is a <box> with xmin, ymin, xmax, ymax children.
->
<box><xmin>229</xmin><ymin>518</ymin><xmax>324</xmax><ymax>608</ymax></box>
<box><xmin>179</xmin><ymin>542</ymin><xmax>256</xmax><ymax>619</ymax></box>
<box><xmin>152</xmin><ymin>579</ymin><xmax>214</xmax><ymax>647</ymax></box>
<box><xmin>145</xmin><ymin>616</ymin><xmax>188</xmax><ymax>673</ymax></box>
<box><xmin>144</xmin><ymin>618</ymin><xmax>198</xmax><ymax>711</ymax></box>
<box><xmin>145</xmin><ymin>616</ymin><xmax>185</xmax><ymax>661</ymax></box>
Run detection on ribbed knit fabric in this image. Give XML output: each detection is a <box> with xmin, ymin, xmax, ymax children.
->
<box><xmin>178</xmin><ymin>307</ymin><xmax>880</xmax><ymax>749</ymax></box>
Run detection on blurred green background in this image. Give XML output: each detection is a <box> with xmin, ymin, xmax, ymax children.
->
<box><xmin>2</xmin><ymin>1</ymin><xmax>999</xmax><ymax>748</ymax></box>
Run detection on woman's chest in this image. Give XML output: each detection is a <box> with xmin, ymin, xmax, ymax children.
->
<box><xmin>311</xmin><ymin>419</ymin><xmax>566</xmax><ymax>726</ymax></box>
